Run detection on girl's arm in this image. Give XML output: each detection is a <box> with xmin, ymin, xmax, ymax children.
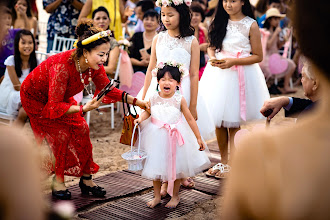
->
<box><xmin>181</xmin><ymin>97</ymin><xmax>205</xmax><ymax>151</ymax></box>
<box><xmin>104</xmin><ymin>46</ymin><xmax>120</xmax><ymax>75</ymax></box>
<box><xmin>189</xmin><ymin>38</ymin><xmax>200</xmax><ymax>120</ymax></box>
<box><xmin>267</xmin><ymin>26</ymin><xmax>281</xmax><ymax>49</ymax></box>
<box><xmin>141</xmin><ymin>35</ymin><xmax>158</xmax><ymax>100</ymax></box>
<box><xmin>207</xmin><ymin>46</ymin><xmax>216</xmax><ymax>59</ymax></box>
<box><xmin>44</xmin><ymin>0</ymin><xmax>63</xmax><ymax>13</ymax></box>
<box><xmin>31</xmin><ymin>17</ymin><xmax>38</xmax><ymax>38</ymax></box>
<box><xmin>7</xmin><ymin>66</ymin><xmax>21</xmax><ymax>91</ymax></box>
<box><xmin>134</xmin><ymin>110</ymin><xmax>151</xmax><ymax>125</ymax></box>
<box><xmin>78</xmin><ymin>0</ymin><xmax>92</xmax><ymax>20</ymax></box>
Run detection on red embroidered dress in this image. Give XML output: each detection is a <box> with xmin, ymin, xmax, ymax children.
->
<box><xmin>21</xmin><ymin>50</ymin><xmax>123</xmax><ymax>179</ymax></box>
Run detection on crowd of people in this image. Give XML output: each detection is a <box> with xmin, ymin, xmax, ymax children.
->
<box><xmin>0</xmin><ymin>0</ymin><xmax>329</xmax><ymax>218</ymax></box>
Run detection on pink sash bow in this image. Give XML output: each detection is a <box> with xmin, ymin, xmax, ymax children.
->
<box><xmin>151</xmin><ymin>117</ymin><xmax>185</xmax><ymax>197</ymax></box>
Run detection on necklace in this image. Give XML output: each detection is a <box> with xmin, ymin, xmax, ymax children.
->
<box><xmin>143</xmin><ymin>32</ymin><xmax>154</xmax><ymax>42</ymax></box>
<box><xmin>77</xmin><ymin>58</ymin><xmax>93</xmax><ymax>98</ymax></box>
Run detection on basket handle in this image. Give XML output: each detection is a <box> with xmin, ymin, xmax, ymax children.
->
<box><xmin>130</xmin><ymin>123</ymin><xmax>141</xmax><ymax>155</ymax></box>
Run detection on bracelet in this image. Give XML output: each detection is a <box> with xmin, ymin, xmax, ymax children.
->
<box><xmin>132</xmin><ymin>98</ymin><xmax>137</xmax><ymax>106</ymax></box>
<box><xmin>79</xmin><ymin>105</ymin><xmax>86</xmax><ymax>117</ymax></box>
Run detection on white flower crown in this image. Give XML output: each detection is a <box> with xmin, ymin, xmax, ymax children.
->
<box><xmin>151</xmin><ymin>61</ymin><xmax>189</xmax><ymax>77</ymax></box>
<box><xmin>155</xmin><ymin>0</ymin><xmax>192</xmax><ymax>7</ymax></box>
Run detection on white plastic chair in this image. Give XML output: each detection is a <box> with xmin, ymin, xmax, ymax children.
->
<box><xmin>51</xmin><ymin>34</ymin><xmax>76</xmax><ymax>54</ymax></box>
<box><xmin>0</xmin><ymin>110</ymin><xmax>15</xmax><ymax>125</ymax></box>
<box><xmin>35</xmin><ymin>51</ymin><xmax>49</xmax><ymax>62</ymax></box>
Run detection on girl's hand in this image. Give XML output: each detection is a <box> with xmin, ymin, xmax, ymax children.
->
<box><xmin>82</xmin><ymin>96</ymin><xmax>104</xmax><ymax>112</ymax></box>
<box><xmin>134</xmin><ymin>118</ymin><xmax>141</xmax><ymax>125</ymax></box>
<box><xmin>211</xmin><ymin>58</ymin><xmax>235</xmax><ymax>69</ymax></box>
<box><xmin>275</xmin><ymin>26</ymin><xmax>282</xmax><ymax>35</ymax></box>
<box><xmin>197</xmin><ymin>139</ymin><xmax>205</xmax><ymax>151</ymax></box>
<box><xmin>189</xmin><ymin>106</ymin><xmax>198</xmax><ymax>120</ymax></box>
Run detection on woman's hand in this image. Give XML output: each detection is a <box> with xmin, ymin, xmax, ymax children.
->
<box><xmin>136</xmin><ymin>100</ymin><xmax>150</xmax><ymax>113</ymax></box>
<box><xmin>82</xmin><ymin>96</ymin><xmax>104</xmax><ymax>112</ymax></box>
<box><xmin>189</xmin><ymin>106</ymin><xmax>198</xmax><ymax>120</ymax></box>
<box><xmin>197</xmin><ymin>138</ymin><xmax>205</xmax><ymax>151</ymax></box>
<box><xmin>139</xmin><ymin>59</ymin><xmax>149</xmax><ymax>67</ymax></box>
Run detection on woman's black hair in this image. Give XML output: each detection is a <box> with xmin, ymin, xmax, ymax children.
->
<box><xmin>209</xmin><ymin>0</ymin><xmax>255</xmax><ymax>50</ymax></box>
<box><xmin>190</xmin><ymin>2</ymin><xmax>205</xmax><ymax>22</ymax></box>
<box><xmin>143</xmin><ymin>9</ymin><xmax>159</xmax><ymax>20</ymax></box>
<box><xmin>159</xmin><ymin>4</ymin><xmax>195</xmax><ymax>38</ymax></box>
<box><xmin>92</xmin><ymin>6</ymin><xmax>110</xmax><ymax>19</ymax></box>
<box><xmin>73</xmin><ymin>19</ymin><xmax>111</xmax><ymax>60</ymax></box>
<box><xmin>157</xmin><ymin>64</ymin><xmax>182</xmax><ymax>84</ymax></box>
<box><xmin>136</xmin><ymin>0</ymin><xmax>155</xmax><ymax>13</ymax></box>
<box><xmin>12</xmin><ymin>0</ymin><xmax>33</xmax><ymax>24</ymax></box>
<box><xmin>14</xmin><ymin>29</ymin><xmax>37</xmax><ymax>78</ymax></box>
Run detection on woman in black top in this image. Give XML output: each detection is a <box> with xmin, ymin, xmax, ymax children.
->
<box><xmin>129</xmin><ymin>9</ymin><xmax>159</xmax><ymax>74</ymax></box>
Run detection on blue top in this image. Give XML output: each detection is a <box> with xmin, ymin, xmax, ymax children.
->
<box><xmin>258</xmin><ymin>14</ymin><xmax>285</xmax><ymax>28</ymax></box>
<box><xmin>43</xmin><ymin>0</ymin><xmax>86</xmax><ymax>40</ymax></box>
<box><xmin>0</xmin><ymin>29</ymin><xmax>20</xmax><ymax>69</ymax></box>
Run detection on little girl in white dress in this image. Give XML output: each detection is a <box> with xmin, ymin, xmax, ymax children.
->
<box><xmin>135</xmin><ymin>62</ymin><xmax>210</xmax><ymax>208</ymax></box>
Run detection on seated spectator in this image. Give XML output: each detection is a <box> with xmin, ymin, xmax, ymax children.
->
<box><xmin>0</xmin><ymin>7</ymin><xmax>20</xmax><ymax>83</ymax></box>
<box><xmin>129</xmin><ymin>9</ymin><xmax>158</xmax><ymax>74</ymax></box>
<box><xmin>222</xmin><ymin>1</ymin><xmax>330</xmax><ymax>219</ymax></box>
<box><xmin>260</xmin><ymin>59</ymin><xmax>320</xmax><ymax>120</ymax></box>
<box><xmin>12</xmin><ymin>0</ymin><xmax>38</xmax><ymax>38</ymax></box>
<box><xmin>190</xmin><ymin>2</ymin><xmax>208</xmax><ymax>80</ymax></box>
<box><xmin>92</xmin><ymin>6</ymin><xmax>120</xmax><ymax>76</ymax></box>
<box><xmin>260</xmin><ymin>8</ymin><xmax>297</xmax><ymax>94</ymax></box>
<box><xmin>134</xmin><ymin>0</ymin><xmax>155</xmax><ymax>33</ymax></box>
<box><xmin>0</xmin><ymin>30</ymin><xmax>39</xmax><ymax>127</ymax></box>
<box><xmin>258</xmin><ymin>0</ymin><xmax>285</xmax><ymax>28</ymax></box>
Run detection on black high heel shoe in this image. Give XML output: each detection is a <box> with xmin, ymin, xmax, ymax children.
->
<box><xmin>79</xmin><ymin>175</ymin><xmax>106</xmax><ymax>197</ymax></box>
<box><xmin>51</xmin><ymin>176</ymin><xmax>71</xmax><ymax>200</ymax></box>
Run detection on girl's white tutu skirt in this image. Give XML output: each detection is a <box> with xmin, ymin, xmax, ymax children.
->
<box><xmin>136</xmin><ymin>76</ymin><xmax>216</xmax><ymax>141</ymax></box>
<box><xmin>139</xmin><ymin>118</ymin><xmax>211</xmax><ymax>181</ymax></box>
<box><xmin>199</xmin><ymin>55</ymin><xmax>270</xmax><ymax>128</ymax></box>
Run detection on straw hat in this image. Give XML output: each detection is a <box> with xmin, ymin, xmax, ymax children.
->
<box><xmin>265</xmin><ymin>8</ymin><xmax>286</xmax><ymax>19</ymax></box>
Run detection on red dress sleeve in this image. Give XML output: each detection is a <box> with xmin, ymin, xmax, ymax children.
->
<box><xmin>93</xmin><ymin>67</ymin><xmax>124</xmax><ymax>104</ymax></box>
<box><xmin>41</xmin><ymin>64</ymin><xmax>74</xmax><ymax>119</ymax></box>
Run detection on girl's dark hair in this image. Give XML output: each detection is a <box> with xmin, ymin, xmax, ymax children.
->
<box><xmin>136</xmin><ymin>0</ymin><xmax>155</xmax><ymax>13</ymax></box>
<box><xmin>159</xmin><ymin>4</ymin><xmax>195</xmax><ymax>38</ymax></box>
<box><xmin>72</xmin><ymin>19</ymin><xmax>111</xmax><ymax>60</ymax></box>
<box><xmin>12</xmin><ymin>0</ymin><xmax>33</xmax><ymax>24</ymax></box>
<box><xmin>190</xmin><ymin>2</ymin><xmax>205</xmax><ymax>22</ymax></box>
<box><xmin>209</xmin><ymin>0</ymin><xmax>255</xmax><ymax>50</ymax></box>
<box><xmin>263</xmin><ymin>16</ymin><xmax>277</xmax><ymax>31</ymax></box>
<box><xmin>92</xmin><ymin>6</ymin><xmax>110</xmax><ymax>19</ymax></box>
<box><xmin>143</xmin><ymin>9</ymin><xmax>159</xmax><ymax>20</ymax></box>
<box><xmin>14</xmin><ymin>29</ymin><xmax>37</xmax><ymax>78</ymax></box>
<box><xmin>157</xmin><ymin>64</ymin><xmax>182</xmax><ymax>83</ymax></box>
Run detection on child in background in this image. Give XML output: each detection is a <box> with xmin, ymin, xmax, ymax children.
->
<box><xmin>0</xmin><ymin>29</ymin><xmax>39</xmax><ymax>127</ymax></box>
<box><xmin>12</xmin><ymin>0</ymin><xmax>38</xmax><ymax>38</ymax></box>
<box><xmin>135</xmin><ymin>62</ymin><xmax>210</xmax><ymax>208</ymax></box>
<box><xmin>200</xmin><ymin>0</ymin><xmax>270</xmax><ymax>178</ymax></box>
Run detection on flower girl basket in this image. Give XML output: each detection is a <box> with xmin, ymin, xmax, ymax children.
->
<box><xmin>121</xmin><ymin>123</ymin><xmax>147</xmax><ymax>171</ymax></box>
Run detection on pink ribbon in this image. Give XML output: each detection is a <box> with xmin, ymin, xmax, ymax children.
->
<box><xmin>151</xmin><ymin>117</ymin><xmax>184</xmax><ymax>197</ymax></box>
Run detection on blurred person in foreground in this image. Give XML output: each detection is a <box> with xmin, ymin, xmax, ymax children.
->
<box><xmin>260</xmin><ymin>59</ymin><xmax>320</xmax><ymax>120</ymax></box>
<box><xmin>222</xmin><ymin>1</ymin><xmax>330</xmax><ymax>219</ymax></box>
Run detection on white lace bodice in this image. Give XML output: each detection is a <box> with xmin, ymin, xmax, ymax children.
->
<box><xmin>156</xmin><ymin>31</ymin><xmax>194</xmax><ymax>77</ymax></box>
<box><xmin>150</xmin><ymin>92</ymin><xmax>182</xmax><ymax>124</ymax></box>
<box><xmin>221</xmin><ymin>16</ymin><xmax>255</xmax><ymax>55</ymax></box>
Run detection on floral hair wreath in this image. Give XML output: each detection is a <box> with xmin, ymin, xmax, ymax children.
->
<box><xmin>151</xmin><ymin>61</ymin><xmax>189</xmax><ymax>77</ymax></box>
<box><xmin>155</xmin><ymin>0</ymin><xmax>192</xmax><ymax>7</ymax></box>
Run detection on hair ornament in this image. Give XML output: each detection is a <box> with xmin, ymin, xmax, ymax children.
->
<box><xmin>73</xmin><ymin>30</ymin><xmax>112</xmax><ymax>48</ymax></box>
<box><xmin>151</xmin><ymin>61</ymin><xmax>189</xmax><ymax>77</ymax></box>
<box><xmin>155</xmin><ymin>0</ymin><xmax>192</xmax><ymax>7</ymax></box>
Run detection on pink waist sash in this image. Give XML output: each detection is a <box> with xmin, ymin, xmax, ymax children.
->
<box><xmin>151</xmin><ymin>117</ymin><xmax>184</xmax><ymax>197</ymax></box>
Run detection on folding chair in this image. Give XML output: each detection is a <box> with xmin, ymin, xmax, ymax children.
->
<box><xmin>35</xmin><ymin>51</ymin><xmax>50</xmax><ymax>62</ymax></box>
<box><xmin>51</xmin><ymin>34</ymin><xmax>77</xmax><ymax>54</ymax></box>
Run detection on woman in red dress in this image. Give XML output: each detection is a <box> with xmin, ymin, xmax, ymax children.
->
<box><xmin>21</xmin><ymin>20</ymin><xmax>149</xmax><ymax>200</ymax></box>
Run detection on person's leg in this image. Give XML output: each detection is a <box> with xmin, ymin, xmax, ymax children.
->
<box><xmin>228</xmin><ymin>127</ymin><xmax>241</xmax><ymax>163</ymax></box>
<box><xmin>165</xmin><ymin>179</ymin><xmax>181</xmax><ymax>208</ymax></box>
<box><xmin>147</xmin><ymin>180</ymin><xmax>162</xmax><ymax>208</ymax></box>
<box><xmin>216</xmin><ymin>126</ymin><xmax>229</xmax><ymax>164</ymax></box>
<box><xmin>47</xmin><ymin>39</ymin><xmax>54</xmax><ymax>53</ymax></box>
<box><xmin>280</xmin><ymin>59</ymin><xmax>297</xmax><ymax>93</ymax></box>
<box><xmin>13</xmin><ymin>107</ymin><xmax>28</xmax><ymax>128</ymax></box>
<box><xmin>160</xmin><ymin>181</ymin><xmax>168</xmax><ymax>197</ymax></box>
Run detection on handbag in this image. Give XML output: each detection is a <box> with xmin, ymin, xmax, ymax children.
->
<box><xmin>119</xmin><ymin>92</ymin><xmax>139</xmax><ymax>146</ymax></box>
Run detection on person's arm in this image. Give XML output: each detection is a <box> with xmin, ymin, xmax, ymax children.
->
<box><xmin>260</xmin><ymin>96</ymin><xmax>290</xmax><ymax>119</ymax></box>
<box><xmin>7</xmin><ymin>66</ymin><xmax>21</xmax><ymax>91</ymax></box>
<box><xmin>130</xmin><ymin>58</ymin><xmax>149</xmax><ymax>67</ymax></box>
<box><xmin>31</xmin><ymin>17</ymin><xmax>38</xmax><ymax>38</ymax></box>
<box><xmin>181</xmin><ymin>97</ymin><xmax>205</xmax><ymax>151</ymax></box>
<box><xmin>71</xmin><ymin>0</ymin><xmax>84</xmax><ymax>11</ymax></box>
<box><xmin>285</xmin><ymin>97</ymin><xmax>313</xmax><ymax>117</ymax></box>
<box><xmin>207</xmin><ymin>46</ymin><xmax>216</xmax><ymax>60</ymax></box>
<box><xmin>104</xmin><ymin>46</ymin><xmax>120</xmax><ymax>75</ymax></box>
<box><xmin>44</xmin><ymin>0</ymin><xmax>63</xmax><ymax>13</ymax></box>
<box><xmin>134</xmin><ymin>110</ymin><xmax>150</xmax><ymax>124</ymax></box>
<box><xmin>78</xmin><ymin>0</ymin><xmax>92</xmax><ymax>20</ymax></box>
<box><xmin>267</xmin><ymin>26</ymin><xmax>281</xmax><ymax>49</ymax></box>
<box><xmin>189</xmin><ymin>38</ymin><xmax>200</xmax><ymax>120</ymax></box>
<box><xmin>141</xmin><ymin>35</ymin><xmax>158</xmax><ymax>100</ymax></box>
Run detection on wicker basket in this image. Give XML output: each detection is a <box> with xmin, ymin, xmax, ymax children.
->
<box><xmin>121</xmin><ymin>123</ymin><xmax>147</xmax><ymax>171</ymax></box>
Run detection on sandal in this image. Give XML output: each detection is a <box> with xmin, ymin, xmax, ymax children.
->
<box><xmin>181</xmin><ymin>177</ymin><xmax>195</xmax><ymax>189</ymax></box>
<box><xmin>205</xmin><ymin>163</ymin><xmax>225</xmax><ymax>177</ymax></box>
<box><xmin>214</xmin><ymin>164</ymin><xmax>231</xmax><ymax>179</ymax></box>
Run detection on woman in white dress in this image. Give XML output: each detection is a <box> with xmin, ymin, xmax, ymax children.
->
<box><xmin>0</xmin><ymin>29</ymin><xmax>39</xmax><ymax>126</ymax></box>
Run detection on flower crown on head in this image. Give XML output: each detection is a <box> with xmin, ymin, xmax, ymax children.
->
<box><xmin>155</xmin><ymin>0</ymin><xmax>192</xmax><ymax>7</ymax></box>
<box><xmin>151</xmin><ymin>61</ymin><xmax>189</xmax><ymax>77</ymax></box>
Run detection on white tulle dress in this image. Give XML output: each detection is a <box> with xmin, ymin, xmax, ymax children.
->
<box><xmin>140</xmin><ymin>92</ymin><xmax>211</xmax><ymax>181</ymax></box>
<box><xmin>136</xmin><ymin>31</ymin><xmax>215</xmax><ymax>141</ymax></box>
<box><xmin>199</xmin><ymin>16</ymin><xmax>270</xmax><ymax>128</ymax></box>
<box><xmin>0</xmin><ymin>56</ymin><xmax>39</xmax><ymax>116</ymax></box>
